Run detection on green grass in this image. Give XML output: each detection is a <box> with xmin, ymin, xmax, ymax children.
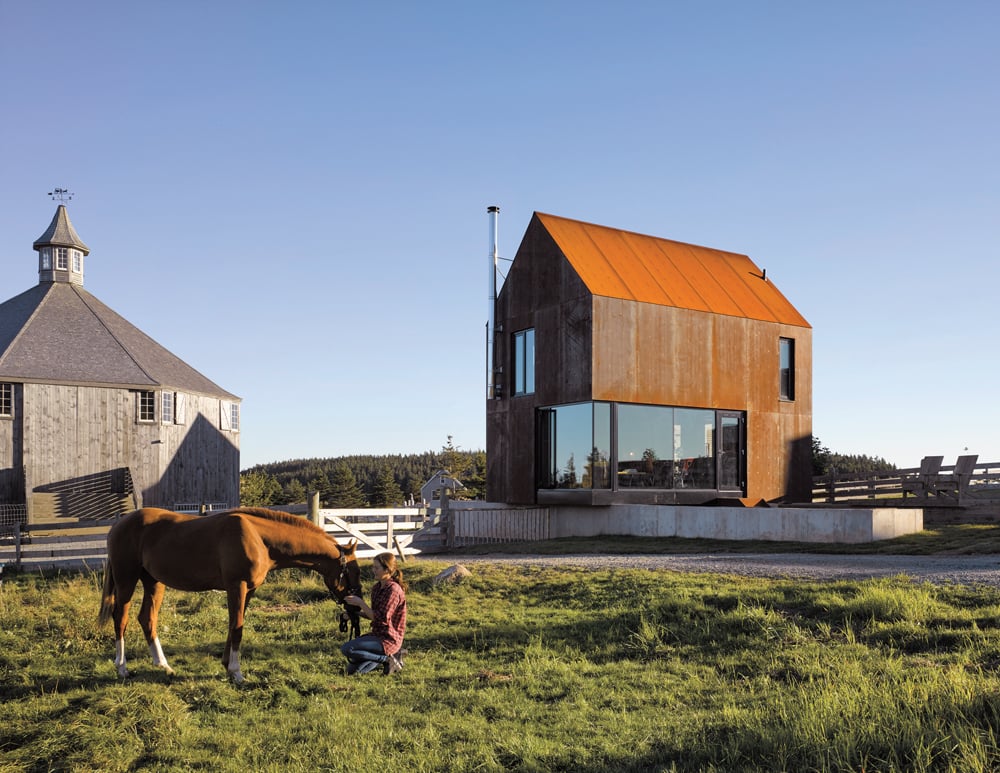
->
<box><xmin>3</xmin><ymin>554</ymin><xmax>1000</xmax><ymax>771</ymax></box>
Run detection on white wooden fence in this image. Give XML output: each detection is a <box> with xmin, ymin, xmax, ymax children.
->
<box><xmin>0</xmin><ymin>500</ymin><xmax>555</xmax><ymax>571</ymax></box>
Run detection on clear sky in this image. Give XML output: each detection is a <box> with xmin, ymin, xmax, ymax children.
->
<box><xmin>1</xmin><ymin>2</ymin><xmax>997</xmax><ymax>470</ymax></box>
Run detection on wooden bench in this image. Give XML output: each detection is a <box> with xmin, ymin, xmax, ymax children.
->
<box><xmin>901</xmin><ymin>455</ymin><xmax>944</xmax><ymax>499</ymax></box>
<box><xmin>928</xmin><ymin>454</ymin><xmax>979</xmax><ymax>504</ymax></box>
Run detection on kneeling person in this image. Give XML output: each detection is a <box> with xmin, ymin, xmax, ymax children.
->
<box><xmin>341</xmin><ymin>552</ymin><xmax>407</xmax><ymax>675</ymax></box>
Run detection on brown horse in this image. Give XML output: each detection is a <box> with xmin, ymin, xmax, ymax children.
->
<box><xmin>98</xmin><ymin>506</ymin><xmax>360</xmax><ymax>683</ymax></box>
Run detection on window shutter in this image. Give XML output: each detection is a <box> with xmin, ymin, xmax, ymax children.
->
<box><xmin>220</xmin><ymin>400</ymin><xmax>232</xmax><ymax>431</ymax></box>
<box><xmin>175</xmin><ymin>392</ymin><xmax>187</xmax><ymax>425</ymax></box>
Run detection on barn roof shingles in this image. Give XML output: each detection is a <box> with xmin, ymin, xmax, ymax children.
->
<box><xmin>0</xmin><ymin>282</ymin><xmax>237</xmax><ymax>398</ymax></box>
<box><xmin>535</xmin><ymin>212</ymin><xmax>811</xmax><ymax>328</ymax></box>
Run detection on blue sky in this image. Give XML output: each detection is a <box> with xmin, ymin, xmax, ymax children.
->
<box><xmin>1</xmin><ymin>2</ymin><xmax>997</xmax><ymax>470</ymax></box>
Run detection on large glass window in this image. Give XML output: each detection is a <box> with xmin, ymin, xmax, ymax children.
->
<box><xmin>780</xmin><ymin>337</ymin><xmax>795</xmax><ymax>400</ymax></box>
<box><xmin>513</xmin><ymin>328</ymin><xmax>535</xmax><ymax>396</ymax></box>
<box><xmin>537</xmin><ymin>402</ymin><xmax>610</xmax><ymax>489</ymax></box>
<box><xmin>540</xmin><ymin>401</ymin><xmax>743</xmax><ymax>493</ymax></box>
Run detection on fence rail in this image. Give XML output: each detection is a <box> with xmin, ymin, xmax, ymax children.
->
<box><xmin>812</xmin><ymin>458</ymin><xmax>1000</xmax><ymax>505</ymax></box>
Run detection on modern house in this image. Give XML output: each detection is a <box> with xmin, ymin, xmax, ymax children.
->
<box><xmin>486</xmin><ymin>212</ymin><xmax>812</xmax><ymax>507</ymax></box>
<box><xmin>0</xmin><ymin>204</ymin><xmax>241</xmax><ymax>523</ymax></box>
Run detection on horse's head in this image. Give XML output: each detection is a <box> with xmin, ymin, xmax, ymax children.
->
<box><xmin>324</xmin><ymin>539</ymin><xmax>361</xmax><ymax>601</ymax></box>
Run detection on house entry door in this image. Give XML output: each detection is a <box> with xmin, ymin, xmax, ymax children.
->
<box><xmin>718</xmin><ymin>413</ymin><xmax>745</xmax><ymax>493</ymax></box>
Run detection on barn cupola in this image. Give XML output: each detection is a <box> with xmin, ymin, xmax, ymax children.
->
<box><xmin>33</xmin><ymin>204</ymin><xmax>90</xmax><ymax>286</ymax></box>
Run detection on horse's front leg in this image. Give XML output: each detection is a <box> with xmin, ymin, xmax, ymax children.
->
<box><xmin>223</xmin><ymin>582</ymin><xmax>254</xmax><ymax>683</ymax></box>
<box><xmin>138</xmin><ymin>577</ymin><xmax>175</xmax><ymax>676</ymax></box>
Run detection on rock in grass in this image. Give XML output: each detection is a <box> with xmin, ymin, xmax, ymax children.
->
<box><xmin>433</xmin><ymin>564</ymin><xmax>471</xmax><ymax>585</ymax></box>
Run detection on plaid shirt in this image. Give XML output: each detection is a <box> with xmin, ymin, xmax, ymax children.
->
<box><xmin>370</xmin><ymin>580</ymin><xmax>406</xmax><ymax>655</ymax></box>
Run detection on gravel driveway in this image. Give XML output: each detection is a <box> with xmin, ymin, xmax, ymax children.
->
<box><xmin>436</xmin><ymin>553</ymin><xmax>1000</xmax><ymax>588</ymax></box>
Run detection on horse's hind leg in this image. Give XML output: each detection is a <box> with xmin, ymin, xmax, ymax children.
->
<box><xmin>138</xmin><ymin>575</ymin><xmax>175</xmax><ymax>676</ymax></box>
<box><xmin>110</xmin><ymin>573</ymin><xmax>138</xmax><ymax>678</ymax></box>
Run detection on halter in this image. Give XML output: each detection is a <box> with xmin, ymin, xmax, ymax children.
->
<box><xmin>334</xmin><ymin>553</ymin><xmax>362</xmax><ymax>640</ymax></box>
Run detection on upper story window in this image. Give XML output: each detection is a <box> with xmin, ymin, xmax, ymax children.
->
<box><xmin>0</xmin><ymin>383</ymin><xmax>12</xmax><ymax>417</ymax></box>
<box><xmin>137</xmin><ymin>390</ymin><xmax>156</xmax><ymax>422</ymax></box>
<box><xmin>779</xmin><ymin>337</ymin><xmax>795</xmax><ymax>401</ymax></box>
<box><xmin>221</xmin><ymin>400</ymin><xmax>240</xmax><ymax>432</ymax></box>
<box><xmin>40</xmin><ymin>248</ymin><xmax>52</xmax><ymax>269</ymax></box>
<box><xmin>161</xmin><ymin>391</ymin><xmax>174</xmax><ymax>424</ymax></box>
<box><xmin>72</xmin><ymin>250</ymin><xmax>82</xmax><ymax>273</ymax></box>
<box><xmin>55</xmin><ymin>247</ymin><xmax>68</xmax><ymax>270</ymax></box>
<box><xmin>513</xmin><ymin>328</ymin><xmax>535</xmax><ymax>396</ymax></box>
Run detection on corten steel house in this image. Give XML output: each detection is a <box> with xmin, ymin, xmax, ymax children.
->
<box><xmin>486</xmin><ymin>212</ymin><xmax>812</xmax><ymax>507</ymax></box>
<box><xmin>0</xmin><ymin>205</ymin><xmax>241</xmax><ymax>523</ymax></box>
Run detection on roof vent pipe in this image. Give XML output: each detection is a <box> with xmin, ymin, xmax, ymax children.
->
<box><xmin>487</xmin><ymin>205</ymin><xmax>500</xmax><ymax>400</ymax></box>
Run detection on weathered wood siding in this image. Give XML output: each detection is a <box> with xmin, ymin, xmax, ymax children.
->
<box><xmin>18</xmin><ymin>383</ymin><xmax>238</xmax><ymax>520</ymax></box>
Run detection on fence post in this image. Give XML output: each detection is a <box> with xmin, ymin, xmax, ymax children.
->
<box><xmin>13</xmin><ymin>523</ymin><xmax>22</xmax><ymax>570</ymax></box>
<box><xmin>308</xmin><ymin>492</ymin><xmax>320</xmax><ymax>528</ymax></box>
<box><xmin>442</xmin><ymin>491</ymin><xmax>454</xmax><ymax>549</ymax></box>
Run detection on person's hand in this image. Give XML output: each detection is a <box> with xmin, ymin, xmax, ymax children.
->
<box><xmin>343</xmin><ymin>595</ymin><xmax>362</xmax><ymax>606</ymax></box>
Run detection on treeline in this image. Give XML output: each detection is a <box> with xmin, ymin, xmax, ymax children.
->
<box><xmin>239</xmin><ymin>437</ymin><xmax>485</xmax><ymax>508</ymax></box>
<box><xmin>811</xmin><ymin>437</ymin><xmax>894</xmax><ymax>477</ymax></box>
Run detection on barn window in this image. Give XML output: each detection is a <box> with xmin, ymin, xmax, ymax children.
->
<box><xmin>513</xmin><ymin>328</ymin><xmax>535</xmax><ymax>396</ymax></box>
<box><xmin>0</xmin><ymin>383</ymin><xmax>12</xmax><ymax>417</ymax></box>
<box><xmin>220</xmin><ymin>400</ymin><xmax>240</xmax><ymax>432</ymax></box>
<box><xmin>40</xmin><ymin>248</ymin><xmax>51</xmax><ymax>269</ymax></box>
<box><xmin>161</xmin><ymin>391</ymin><xmax>174</xmax><ymax>424</ymax></box>
<box><xmin>55</xmin><ymin>247</ymin><xmax>68</xmax><ymax>270</ymax></box>
<box><xmin>72</xmin><ymin>250</ymin><xmax>83</xmax><ymax>273</ymax></box>
<box><xmin>779</xmin><ymin>337</ymin><xmax>795</xmax><ymax>401</ymax></box>
<box><xmin>137</xmin><ymin>390</ymin><xmax>155</xmax><ymax>422</ymax></box>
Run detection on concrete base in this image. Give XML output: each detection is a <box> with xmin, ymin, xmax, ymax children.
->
<box><xmin>548</xmin><ymin>504</ymin><xmax>924</xmax><ymax>544</ymax></box>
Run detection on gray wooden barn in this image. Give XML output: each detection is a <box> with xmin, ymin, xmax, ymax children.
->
<box><xmin>0</xmin><ymin>205</ymin><xmax>241</xmax><ymax>524</ymax></box>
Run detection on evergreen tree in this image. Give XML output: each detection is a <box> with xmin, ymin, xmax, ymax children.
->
<box><xmin>282</xmin><ymin>478</ymin><xmax>308</xmax><ymax>504</ymax></box>
<box><xmin>239</xmin><ymin>470</ymin><xmax>281</xmax><ymax>507</ymax></box>
<box><xmin>370</xmin><ymin>465</ymin><xmax>404</xmax><ymax>507</ymax></box>
<box><xmin>307</xmin><ymin>470</ymin><xmax>332</xmax><ymax>505</ymax></box>
<box><xmin>327</xmin><ymin>462</ymin><xmax>367</xmax><ymax>508</ymax></box>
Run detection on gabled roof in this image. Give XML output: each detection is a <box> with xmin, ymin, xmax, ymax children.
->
<box><xmin>535</xmin><ymin>212</ymin><xmax>810</xmax><ymax>328</ymax></box>
<box><xmin>0</xmin><ymin>282</ymin><xmax>238</xmax><ymax>398</ymax></box>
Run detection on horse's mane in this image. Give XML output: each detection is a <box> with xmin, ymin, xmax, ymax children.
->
<box><xmin>219</xmin><ymin>507</ymin><xmax>325</xmax><ymax>533</ymax></box>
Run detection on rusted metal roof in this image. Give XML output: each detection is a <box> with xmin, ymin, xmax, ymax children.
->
<box><xmin>536</xmin><ymin>212</ymin><xmax>810</xmax><ymax>328</ymax></box>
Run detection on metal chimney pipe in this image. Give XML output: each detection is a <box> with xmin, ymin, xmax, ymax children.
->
<box><xmin>487</xmin><ymin>205</ymin><xmax>500</xmax><ymax>400</ymax></box>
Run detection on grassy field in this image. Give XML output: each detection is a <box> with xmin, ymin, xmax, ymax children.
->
<box><xmin>3</xmin><ymin>529</ymin><xmax>1000</xmax><ymax>771</ymax></box>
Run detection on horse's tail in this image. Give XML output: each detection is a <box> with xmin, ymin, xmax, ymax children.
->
<box><xmin>98</xmin><ymin>560</ymin><xmax>115</xmax><ymax>626</ymax></box>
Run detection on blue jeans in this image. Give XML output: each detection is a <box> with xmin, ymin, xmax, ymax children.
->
<box><xmin>341</xmin><ymin>634</ymin><xmax>387</xmax><ymax>675</ymax></box>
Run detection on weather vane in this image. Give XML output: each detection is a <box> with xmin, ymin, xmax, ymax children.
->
<box><xmin>48</xmin><ymin>188</ymin><xmax>73</xmax><ymax>203</ymax></box>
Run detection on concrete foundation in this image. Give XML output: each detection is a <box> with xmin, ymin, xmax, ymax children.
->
<box><xmin>548</xmin><ymin>504</ymin><xmax>924</xmax><ymax>544</ymax></box>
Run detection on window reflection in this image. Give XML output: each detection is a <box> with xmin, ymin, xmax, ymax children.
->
<box><xmin>537</xmin><ymin>402</ymin><xmax>611</xmax><ymax>489</ymax></box>
<box><xmin>541</xmin><ymin>402</ymin><xmax>730</xmax><ymax>491</ymax></box>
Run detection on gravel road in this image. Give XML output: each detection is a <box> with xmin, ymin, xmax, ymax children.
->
<box><xmin>435</xmin><ymin>553</ymin><xmax>1000</xmax><ymax>588</ymax></box>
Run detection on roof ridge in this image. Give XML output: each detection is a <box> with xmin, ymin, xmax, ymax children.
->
<box><xmin>72</xmin><ymin>286</ymin><xmax>158</xmax><ymax>384</ymax></box>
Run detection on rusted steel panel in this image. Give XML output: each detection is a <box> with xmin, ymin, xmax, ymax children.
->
<box><xmin>537</xmin><ymin>212</ymin><xmax>810</xmax><ymax>328</ymax></box>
